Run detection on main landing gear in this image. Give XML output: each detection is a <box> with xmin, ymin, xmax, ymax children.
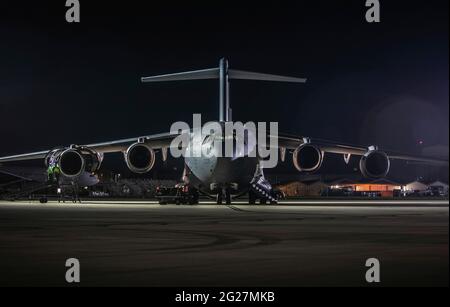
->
<box><xmin>248</xmin><ymin>189</ymin><xmax>277</xmax><ymax>205</ymax></box>
<box><xmin>248</xmin><ymin>163</ymin><xmax>278</xmax><ymax>205</ymax></box>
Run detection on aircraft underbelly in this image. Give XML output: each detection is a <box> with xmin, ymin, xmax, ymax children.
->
<box><xmin>185</xmin><ymin>156</ymin><xmax>257</xmax><ymax>192</ymax></box>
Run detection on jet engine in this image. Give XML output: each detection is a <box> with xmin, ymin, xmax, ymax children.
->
<box><xmin>58</xmin><ymin>149</ymin><xmax>85</xmax><ymax>178</ymax></box>
<box><xmin>45</xmin><ymin>146</ymin><xmax>103</xmax><ymax>178</ymax></box>
<box><xmin>124</xmin><ymin>142</ymin><xmax>156</xmax><ymax>173</ymax></box>
<box><xmin>292</xmin><ymin>144</ymin><xmax>324</xmax><ymax>172</ymax></box>
<box><xmin>359</xmin><ymin>150</ymin><xmax>390</xmax><ymax>178</ymax></box>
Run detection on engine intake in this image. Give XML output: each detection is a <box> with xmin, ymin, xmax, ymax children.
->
<box><xmin>58</xmin><ymin>149</ymin><xmax>85</xmax><ymax>178</ymax></box>
<box><xmin>360</xmin><ymin>150</ymin><xmax>390</xmax><ymax>178</ymax></box>
<box><xmin>46</xmin><ymin>146</ymin><xmax>102</xmax><ymax>179</ymax></box>
<box><xmin>125</xmin><ymin>143</ymin><xmax>156</xmax><ymax>173</ymax></box>
<box><xmin>293</xmin><ymin>144</ymin><xmax>323</xmax><ymax>172</ymax></box>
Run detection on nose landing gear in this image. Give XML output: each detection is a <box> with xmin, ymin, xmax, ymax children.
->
<box><xmin>216</xmin><ymin>187</ymin><xmax>232</xmax><ymax>205</ymax></box>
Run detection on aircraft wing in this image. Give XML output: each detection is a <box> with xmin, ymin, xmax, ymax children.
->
<box><xmin>0</xmin><ymin>132</ymin><xmax>178</xmax><ymax>163</ymax></box>
<box><xmin>1</xmin><ymin>130</ymin><xmax>447</xmax><ymax>166</ymax></box>
<box><xmin>276</xmin><ymin>134</ymin><xmax>449</xmax><ymax>166</ymax></box>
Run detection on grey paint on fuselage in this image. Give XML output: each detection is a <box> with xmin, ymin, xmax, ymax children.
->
<box><xmin>186</xmin><ymin>156</ymin><xmax>258</xmax><ymax>193</ymax></box>
<box><xmin>183</xmin><ymin>129</ymin><xmax>258</xmax><ymax>193</ymax></box>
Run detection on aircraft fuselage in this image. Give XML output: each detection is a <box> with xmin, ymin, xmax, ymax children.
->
<box><xmin>183</xmin><ymin>131</ymin><xmax>259</xmax><ymax>194</ymax></box>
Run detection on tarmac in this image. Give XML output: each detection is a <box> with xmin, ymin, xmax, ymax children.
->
<box><xmin>0</xmin><ymin>199</ymin><xmax>448</xmax><ymax>286</ymax></box>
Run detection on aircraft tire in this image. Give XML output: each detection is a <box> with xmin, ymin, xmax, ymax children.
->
<box><xmin>39</xmin><ymin>197</ymin><xmax>48</xmax><ymax>204</ymax></box>
<box><xmin>216</xmin><ymin>192</ymin><xmax>223</xmax><ymax>205</ymax></box>
<box><xmin>225</xmin><ymin>189</ymin><xmax>231</xmax><ymax>205</ymax></box>
<box><xmin>248</xmin><ymin>191</ymin><xmax>256</xmax><ymax>205</ymax></box>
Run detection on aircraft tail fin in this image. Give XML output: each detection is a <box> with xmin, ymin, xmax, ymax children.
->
<box><xmin>141</xmin><ymin>58</ymin><xmax>306</xmax><ymax>121</ymax></box>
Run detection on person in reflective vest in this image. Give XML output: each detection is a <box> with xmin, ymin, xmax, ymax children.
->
<box><xmin>47</xmin><ymin>165</ymin><xmax>61</xmax><ymax>182</ymax></box>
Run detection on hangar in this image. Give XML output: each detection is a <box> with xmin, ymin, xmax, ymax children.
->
<box><xmin>329</xmin><ymin>178</ymin><xmax>402</xmax><ymax>197</ymax></box>
<box><xmin>428</xmin><ymin>181</ymin><xmax>449</xmax><ymax>194</ymax></box>
<box><xmin>404</xmin><ymin>180</ymin><xmax>428</xmax><ymax>192</ymax></box>
<box><xmin>278</xmin><ymin>178</ymin><xmax>403</xmax><ymax>197</ymax></box>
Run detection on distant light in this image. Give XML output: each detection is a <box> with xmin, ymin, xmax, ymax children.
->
<box><xmin>418</xmin><ymin>140</ymin><xmax>424</xmax><ymax>145</ymax></box>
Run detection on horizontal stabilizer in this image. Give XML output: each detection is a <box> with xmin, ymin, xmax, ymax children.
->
<box><xmin>141</xmin><ymin>68</ymin><xmax>219</xmax><ymax>83</ymax></box>
<box><xmin>140</xmin><ymin>58</ymin><xmax>306</xmax><ymax>121</ymax></box>
<box><xmin>141</xmin><ymin>64</ymin><xmax>306</xmax><ymax>84</ymax></box>
<box><xmin>228</xmin><ymin>69</ymin><xmax>307</xmax><ymax>83</ymax></box>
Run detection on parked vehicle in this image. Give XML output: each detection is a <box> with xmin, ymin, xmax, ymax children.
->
<box><xmin>321</xmin><ymin>187</ymin><xmax>354</xmax><ymax>197</ymax></box>
<box><xmin>427</xmin><ymin>186</ymin><xmax>446</xmax><ymax>197</ymax></box>
<box><xmin>155</xmin><ymin>184</ymin><xmax>199</xmax><ymax>205</ymax></box>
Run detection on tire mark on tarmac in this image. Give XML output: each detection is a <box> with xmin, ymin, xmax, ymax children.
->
<box><xmin>133</xmin><ymin>229</ymin><xmax>281</xmax><ymax>254</ymax></box>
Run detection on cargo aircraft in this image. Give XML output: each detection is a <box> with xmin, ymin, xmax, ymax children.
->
<box><xmin>0</xmin><ymin>59</ymin><xmax>448</xmax><ymax>204</ymax></box>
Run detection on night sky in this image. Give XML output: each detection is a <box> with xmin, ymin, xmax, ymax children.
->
<box><xmin>0</xmin><ymin>0</ymin><xmax>448</xmax><ymax>180</ymax></box>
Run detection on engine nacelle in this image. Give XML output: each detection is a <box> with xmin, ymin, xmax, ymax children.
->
<box><xmin>292</xmin><ymin>144</ymin><xmax>324</xmax><ymax>172</ymax></box>
<box><xmin>124</xmin><ymin>142</ymin><xmax>156</xmax><ymax>173</ymax></box>
<box><xmin>58</xmin><ymin>149</ymin><xmax>85</xmax><ymax>178</ymax></box>
<box><xmin>46</xmin><ymin>146</ymin><xmax>102</xmax><ymax>179</ymax></box>
<box><xmin>359</xmin><ymin>150</ymin><xmax>390</xmax><ymax>178</ymax></box>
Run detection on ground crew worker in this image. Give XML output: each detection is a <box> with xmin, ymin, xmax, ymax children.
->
<box><xmin>57</xmin><ymin>187</ymin><xmax>65</xmax><ymax>203</ymax></box>
<box><xmin>53</xmin><ymin>165</ymin><xmax>61</xmax><ymax>182</ymax></box>
<box><xmin>47</xmin><ymin>165</ymin><xmax>54</xmax><ymax>182</ymax></box>
<box><xmin>47</xmin><ymin>164</ymin><xmax>61</xmax><ymax>183</ymax></box>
